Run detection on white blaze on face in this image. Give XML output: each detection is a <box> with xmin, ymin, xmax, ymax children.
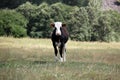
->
<box><xmin>54</xmin><ymin>22</ymin><xmax>62</xmax><ymax>36</ymax></box>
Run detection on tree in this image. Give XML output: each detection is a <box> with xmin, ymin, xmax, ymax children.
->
<box><xmin>17</xmin><ymin>2</ymin><xmax>73</xmax><ymax>38</ymax></box>
<box><xmin>17</xmin><ymin>2</ymin><xmax>52</xmax><ymax>38</ymax></box>
<box><xmin>10</xmin><ymin>0</ymin><xmax>120</xmax><ymax>42</ymax></box>
<box><xmin>0</xmin><ymin>9</ymin><xmax>28</xmax><ymax>37</ymax></box>
<box><xmin>63</xmin><ymin>0</ymin><xmax>89</xmax><ymax>7</ymax></box>
<box><xmin>68</xmin><ymin>7</ymin><xmax>91</xmax><ymax>41</ymax></box>
<box><xmin>108</xmin><ymin>10</ymin><xmax>120</xmax><ymax>41</ymax></box>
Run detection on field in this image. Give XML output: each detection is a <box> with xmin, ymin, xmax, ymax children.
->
<box><xmin>0</xmin><ymin>37</ymin><xmax>120</xmax><ymax>80</ymax></box>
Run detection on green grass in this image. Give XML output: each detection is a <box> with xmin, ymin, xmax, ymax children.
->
<box><xmin>0</xmin><ymin>37</ymin><xmax>120</xmax><ymax>80</ymax></box>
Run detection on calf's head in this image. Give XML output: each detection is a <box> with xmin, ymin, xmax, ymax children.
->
<box><xmin>51</xmin><ymin>22</ymin><xmax>66</xmax><ymax>36</ymax></box>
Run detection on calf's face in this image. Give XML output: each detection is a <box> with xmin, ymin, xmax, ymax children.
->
<box><xmin>54</xmin><ymin>22</ymin><xmax>62</xmax><ymax>36</ymax></box>
<box><xmin>51</xmin><ymin>22</ymin><xmax>66</xmax><ymax>36</ymax></box>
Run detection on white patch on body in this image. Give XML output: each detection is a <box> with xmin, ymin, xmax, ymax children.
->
<box><xmin>54</xmin><ymin>22</ymin><xmax>62</xmax><ymax>35</ymax></box>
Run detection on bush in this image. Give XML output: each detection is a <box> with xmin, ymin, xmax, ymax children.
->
<box><xmin>108</xmin><ymin>11</ymin><xmax>120</xmax><ymax>41</ymax></box>
<box><xmin>16</xmin><ymin>1</ymin><xmax>120</xmax><ymax>42</ymax></box>
<box><xmin>17</xmin><ymin>2</ymin><xmax>73</xmax><ymax>38</ymax></box>
<box><xmin>0</xmin><ymin>9</ymin><xmax>28</xmax><ymax>37</ymax></box>
<box><xmin>68</xmin><ymin>7</ymin><xmax>91</xmax><ymax>41</ymax></box>
<box><xmin>63</xmin><ymin>0</ymin><xmax>89</xmax><ymax>7</ymax></box>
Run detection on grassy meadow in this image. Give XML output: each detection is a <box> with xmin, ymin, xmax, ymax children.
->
<box><xmin>0</xmin><ymin>37</ymin><xmax>120</xmax><ymax>80</ymax></box>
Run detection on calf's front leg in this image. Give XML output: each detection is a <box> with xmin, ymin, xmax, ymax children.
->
<box><xmin>59</xmin><ymin>43</ymin><xmax>65</xmax><ymax>62</ymax></box>
<box><xmin>53</xmin><ymin>42</ymin><xmax>59</xmax><ymax>62</ymax></box>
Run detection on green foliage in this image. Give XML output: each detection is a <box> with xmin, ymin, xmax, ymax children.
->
<box><xmin>0</xmin><ymin>0</ymin><xmax>89</xmax><ymax>9</ymax></box>
<box><xmin>68</xmin><ymin>0</ymin><xmax>120</xmax><ymax>42</ymax></box>
<box><xmin>17</xmin><ymin>2</ymin><xmax>73</xmax><ymax>38</ymax></box>
<box><xmin>63</xmin><ymin>0</ymin><xmax>89</xmax><ymax>7</ymax></box>
<box><xmin>69</xmin><ymin>7</ymin><xmax>90</xmax><ymax>41</ymax></box>
<box><xmin>68</xmin><ymin>0</ymin><xmax>102</xmax><ymax>41</ymax></box>
<box><xmin>93</xmin><ymin>12</ymin><xmax>111</xmax><ymax>41</ymax></box>
<box><xmin>0</xmin><ymin>0</ymin><xmax>120</xmax><ymax>42</ymax></box>
<box><xmin>108</xmin><ymin>11</ymin><xmax>120</xmax><ymax>41</ymax></box>
<box><xmin>30</xmin><ymin>0</ymin><xmax>63</xmax><ymax>5</ymax></box>
<box><xmin>29</xmin><ymin>0</ymin><xmax>89</xmax><ymax>7</ymax></box>
<box><xmin>50</xmin><ymin>3</ymin><xmax>73</xmax><ymax>22</ymax></box>
<box><xmin>0</xmin><ymin>9</ymin><xmax>28</xmax><ymax>37</ymax></box>
<box><xmin>17</xmin><ymin>2</ymin><xmax>52</xmax><ymax>38</ymax></box>
<box><xmin>16</xmin><ymin>2</ymin><xmax>37</xmax><ymax>20</ymax></box>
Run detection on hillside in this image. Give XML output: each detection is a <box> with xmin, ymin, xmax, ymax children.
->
<box><xmin>102</xmin><ymin>0</ymin><xmax>120</xmax><ymax>12</ymax></box>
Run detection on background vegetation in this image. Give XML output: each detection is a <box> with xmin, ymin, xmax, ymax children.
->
<box><xmin>0</xmin><ymin>0</ymin><xmax>120</xmax><ymax>42</ymax></box>
<box><xmin>0</xmin><ymin>10</ymin><xmax>28</xmax><ymax>37</ymax></box>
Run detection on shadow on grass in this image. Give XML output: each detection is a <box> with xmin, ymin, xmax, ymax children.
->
<box><xmin>32</xmin><ymin>60</ymin><xmax>55</xmax><ymax>65</ymax></box>
<box><xmin>33</xmin><ymin>61</ymin><xmax>48</xmax><ymax>64</ymax></box>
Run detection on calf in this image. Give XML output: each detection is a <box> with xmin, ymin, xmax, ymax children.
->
<box><xmin>51</xmin><ymin>22</ymin><xmax>69</xmax><ymax>62</ymax></box>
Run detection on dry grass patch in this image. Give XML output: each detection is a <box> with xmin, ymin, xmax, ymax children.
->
<box><xmin>0</xmin><ymin>37</ymin><xmax>120</xmax><ymax>80</ymax></box>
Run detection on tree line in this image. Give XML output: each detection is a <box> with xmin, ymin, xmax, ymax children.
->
<box><xmin>0</xmin><ymin>0</ymin><xmax>88</xmax><ymax>8</ymax></box>
<box><xmin>0</xmin><ymin>0</ymin><xmax>120</xmax><ymax>42</ymax></box>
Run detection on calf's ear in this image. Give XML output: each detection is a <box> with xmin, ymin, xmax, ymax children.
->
<box><xmin>50</xmin><ymin>23</ymin><xmax>55</xmax><ymax>27</ymax></box>
<box><xmin>62</xmin><ymin>23</ymin><xmax>66</xmax><ymax>27</ymax></box>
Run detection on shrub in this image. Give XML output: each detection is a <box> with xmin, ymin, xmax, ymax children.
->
<box><xmin>0</xmin><ymin>9</ymin><xmax>28</xmax><ymax>37</ymax></box>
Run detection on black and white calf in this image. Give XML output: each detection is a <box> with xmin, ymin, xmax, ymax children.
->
<box><xmin>51</xmin><ymin>22</ymin><xmax>69</xmax><ymax>62</ymax></box>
